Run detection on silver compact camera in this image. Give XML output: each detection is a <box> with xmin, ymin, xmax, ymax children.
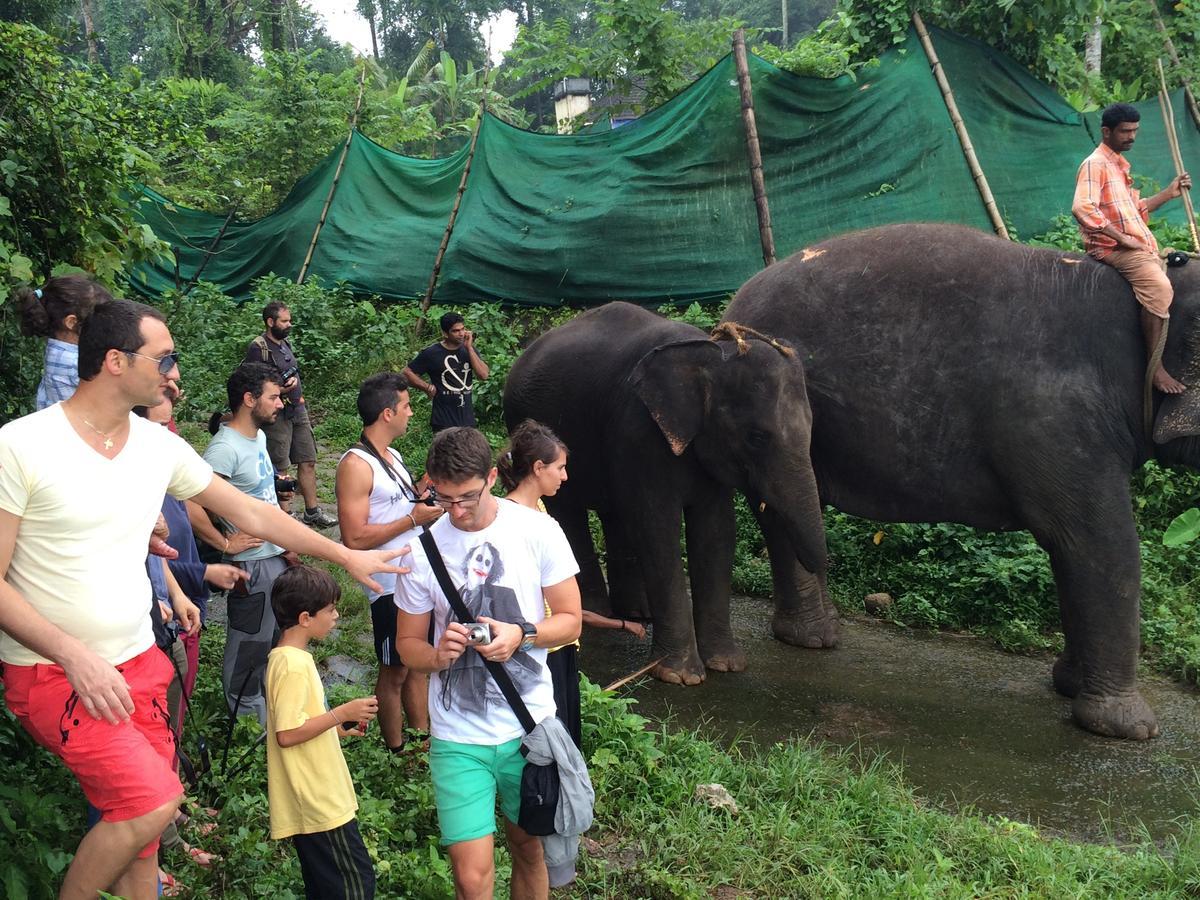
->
<box><xmin>463</xmin><ymin>623</ymin><xmax>492</xmax><ymax>645</ymax></box>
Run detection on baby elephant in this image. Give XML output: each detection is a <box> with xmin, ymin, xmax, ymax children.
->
<box><xmin>503</xmin><ymin>301</ymin><xmax>832</xmax><ymax>685</ymax></box>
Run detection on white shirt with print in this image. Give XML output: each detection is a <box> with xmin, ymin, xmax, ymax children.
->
<box><xmin>395</xmin><ymin>499</ymin><xmax>579</xmax><ymax>744</ymax></box>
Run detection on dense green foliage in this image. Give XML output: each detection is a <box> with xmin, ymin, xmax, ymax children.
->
<box><xmin>7</xmin><ymin>2</ymin><xmax>1200</xmax><ymax>895</ymax></box>
<box><xmin>7</xmin><ymin>586</ymin><xmax>1200</xmax><ymax>897</ymax></box>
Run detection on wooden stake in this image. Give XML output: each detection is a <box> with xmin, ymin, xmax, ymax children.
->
<box><xmin>732</xmin><ymin>28</ymin><xmax>777</xmax><ymax>268</ymax></box>
<box><xmin>297</xmin><ymin>63</ymin><xmax>368</xmax><ymax>284</ymax></box>
<box><xmin>183</xmin><ymin>203</ymin><xmax>240</xmax><ymax>296</ymax></box>
<box><xmin>603</xmin><ymin>658</ymin><xmax>664</xmax><ymax>692</ymax></box>
<box><xmin>415</xmin><ymin>64</ymin><xmax>491</xmax><ymax>340</ymax></box>
<box><xmin>1156</xmin><ymin>59</ymin><xmax>1200</xmax><ymax>255</ymax></box>
<box><xmin>911</xmin><ymin>11</ymin><xmax>1010</xmax><ymax>240</ymax></box>
<box><xmin>1147</xmin><ymin>0</ymin><xmax>1200</xmax><ymax>131</ymax></box>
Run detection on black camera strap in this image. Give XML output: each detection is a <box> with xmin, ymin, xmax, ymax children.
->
<box><xmin>419</xmin><ymin>528</ymin><xmax>536</xmax><ymax>734</ymax></box>
<box><xmin>354</xmin><ymin>432</ymin><xmax>421</xmax><ymax>502</ymax></box>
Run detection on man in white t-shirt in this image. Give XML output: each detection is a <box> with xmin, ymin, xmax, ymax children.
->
<box><xmin>0</xmin><ymin>299</ymin><xmax>406</xmax><ymax>900</ymax></box>
<box><xmin>203</xmin><ymin>361</ymin><xmax>291</xmax><ymax>723</ymax></box>
<box><xmin>395</xmin><ymin>426</ymin><xmax>581</xmax><ymax>900</ymax></box>
<box><xmin>336</xmin><ymin>372</ymin><xmax>442</xmax><ymax>751</ymax></box>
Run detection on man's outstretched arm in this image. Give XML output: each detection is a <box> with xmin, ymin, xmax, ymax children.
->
<box><xmin>191</xmin><ymin>474</ymin><xmax>408</xmax><ymax>593</ymax></box>
<box><xmin>1145</xmin><ymin>172</ymin><xmax>1192</xmax><ymax>214</ymax></box>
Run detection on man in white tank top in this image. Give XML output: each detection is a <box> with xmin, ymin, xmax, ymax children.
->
<box><xmin>336</xmin><ymin>373</ymin><xmax>443</xmax><ymax>749</ymax></box>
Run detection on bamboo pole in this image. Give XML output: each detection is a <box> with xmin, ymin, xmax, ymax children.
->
<box><xmin>297</xmin><ymin>63</ymin><xmax>368</xmax><ymax>284</ymax></box>
<box><xmin>732</xmin><ymin>28</ymin><xmax>777</xmax><ymax>268</ymax></box>
<box><xmin>1147</xmin><ymin>0</ymin><xmax>1200</xmax><ymax>131</ymax></box>
<box><xmin>183</xmin><ymin>203</ymin><xmax>240</xmax><ymax>296</ymax></box>
<box><xmin>911</xmin><ymin>11</ymin><xmax>1010</xmax><ymax>240</ymax></box>
<box><xmin>1156</xmin><ymin>59</ymin><xmax>1200</xmax><ymax>254</ymax></box>
<box><xmin>603</xmin><ymin>658</ymin><xmax>664</xmax><ymax>692</ymax></box>
<box><xmin>415</xmin><ymin>64</ymin><xmax>491</xmax><ymax>339</ymax></box>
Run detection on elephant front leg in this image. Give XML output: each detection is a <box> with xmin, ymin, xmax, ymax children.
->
<box><xmin>599</xmin><ymin>509</ymin><xmax>651</xmax><ymax>620</ymax></box>
<box><xmin>1038</xmin><ymin>509</ymin><xmax>1157</xmax><ymax>740</ymax></box>
<box><xmin>547</xmin><ymin>496</ymin><xmax>610</xmax><ymax>615</ymax></box>
<box><xmin>631</xmin><ymin>505</ymin><xmax>705</xmax><ymax>686</ymax></box>
<box><xmin>685</xmin><ymin>492</ymin><xmax>745</xmax><ymax>673</ymax></box>
<box><xmin>754</xmin><ymin>505</ymin><xmax>839</xmax><ymax>649</ymax></box>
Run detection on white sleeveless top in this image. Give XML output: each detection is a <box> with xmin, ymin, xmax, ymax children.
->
<box><xmin>339</xmin><ymin>446</ymin><xmax>420</xmax><ymax>601</ymax></box>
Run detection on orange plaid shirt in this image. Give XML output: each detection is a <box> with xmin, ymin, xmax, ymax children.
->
<box><xmin>1072</xmin><ymin>143</ymin><xmax>1156</xmax><ymax>258</ymax></box>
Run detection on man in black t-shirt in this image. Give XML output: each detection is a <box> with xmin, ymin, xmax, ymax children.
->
<box><xmin>403</xmin><ymin>312</ymin><xmax>489</xmax><ymax>432</ymax></box>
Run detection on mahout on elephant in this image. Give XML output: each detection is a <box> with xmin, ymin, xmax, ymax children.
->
<box><xmin>724</xmin><ymin>221</ymin><xmax>1200</xmax><ymax>740</ymax></box>
<box><xmin>502</xmin><ymin>301</ymin><xmax>830</xmax><ymax>685</ymax></box>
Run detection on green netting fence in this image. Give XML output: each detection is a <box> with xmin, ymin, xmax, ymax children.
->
<box><xmin>130</xmin><ymin>25</ymin><xmax>1200</xmax><ymax>307</ymax></box>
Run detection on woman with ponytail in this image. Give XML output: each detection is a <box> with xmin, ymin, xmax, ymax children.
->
<box><xmin>499</xmin><ymin>419</ymin><xmax>645</xmax><ymax>749</ymax></box>
<box><xmin>16</xmin><ymin>275</ymin><xmax>111</xmax><ymax>409</ymax></box>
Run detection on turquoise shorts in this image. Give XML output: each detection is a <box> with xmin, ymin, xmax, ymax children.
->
<box><xmin>429</xmin><ymin>736</ymin><xmax>525</xmax><ymax>845</ymax></box>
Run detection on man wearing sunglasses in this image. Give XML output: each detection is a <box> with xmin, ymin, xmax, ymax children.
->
<box><xmin>335</xmin><ymin>372</ymin><xmax>442</xmax><ymax>751</ymax></box>
<box><xmin>0</xmin><ymin>300</ymin><xmax>406</xmax><ymax>900</ymax></box>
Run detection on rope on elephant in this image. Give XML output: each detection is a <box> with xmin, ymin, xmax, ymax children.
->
<box><xmin>710</xmin><ymin>322</ymin><xmax>795</xmax><ymax>357</ymax></box>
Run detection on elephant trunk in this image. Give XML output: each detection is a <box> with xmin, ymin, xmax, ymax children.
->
<box><xmin>751</xmin><ymin>462</ymin><xmax>827</xmax><ymax>576</ymax></box>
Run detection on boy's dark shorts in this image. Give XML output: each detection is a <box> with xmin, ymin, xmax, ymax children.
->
<box><xmin>292</xmin><ymin>817</ymin><xmax>375</xmax><ymax>900</ymax></box>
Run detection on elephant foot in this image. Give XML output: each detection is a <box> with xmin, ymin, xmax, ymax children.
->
<box><xmin>1072</xmin><ymin>690</ymin><xmax>1159</xmax><ymax>741</ymax></box>
<box><xmin>652</xmin><ymin>651</ymin><xmax>706</xmax><ymax>686</ymax></box>
<box><xmin>772</xmin><ymin>609</ymin><xmax>840</xmax><ymax>649</ymax></box>
<box><xmin>700</xmin><ymin>640</ymin><xmax>747</xmax><ymax>673</ymax></box>
<box><xmin>1051</xmin><ymin>654</ymin><xmax>1081</xmax><ymax>698</ymax></box>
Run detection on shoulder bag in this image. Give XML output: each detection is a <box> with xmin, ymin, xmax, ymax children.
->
<box><xmin>419</xmin><ymin>528</ymin><xmax>560</xmax><ymax>836</ymax></box>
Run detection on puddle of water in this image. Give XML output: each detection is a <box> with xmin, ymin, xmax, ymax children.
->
<box><xmin>579</xmin><ymin>596</ymin><xmax>1200</xmax><ymax>844</ymax></box>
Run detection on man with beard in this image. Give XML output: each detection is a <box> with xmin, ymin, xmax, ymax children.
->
<box><xmin>203</xmin><ymin>362</ymin><xmax>292</xmax><ymax>722</ymax></box>
<box><xmin>395</xmin><ymin>426</ymin><xmax>581</xmax><ymax>900</ymax></box>
<box><xmin>244</xmin><ymin>301</ymin><xmax>337</xmax><ymax>526</ymax></box>
<box><xmin>1073</xmin><ymin>102</ymin><xmax>1192</xmax><ymax>394</ymax></box>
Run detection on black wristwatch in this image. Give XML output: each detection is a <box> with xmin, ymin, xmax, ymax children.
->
<box><xmin>518</xmin><ymin>621</ymin><xmax>537</xmax><ymax>652</ymax></box>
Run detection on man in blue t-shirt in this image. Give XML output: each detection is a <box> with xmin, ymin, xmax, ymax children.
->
<box><xmin>403</xmin><ymin>312</ymin><xmax>489</xmax><ymax>432</ymax></box>
<box><xmin>203</xmin><ymin>362</ymin><xmax>292</xmax><ymax>722</ymax></box>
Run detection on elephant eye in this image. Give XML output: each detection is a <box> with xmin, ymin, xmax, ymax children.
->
<box><xmin>747</xmin><ymin>428</ymin><xmax>771</xmax><ymax>449</ymax></box>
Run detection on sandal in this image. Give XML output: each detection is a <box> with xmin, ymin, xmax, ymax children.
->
<box><xmin>184</xmin><ymin>842</ymin><xmax>221</xmax><ymax>867</ymax></box>
<box><xmin>160</xmin><ymin>868</ymin><xmax>185</xmax><ymax>897</ymax></box>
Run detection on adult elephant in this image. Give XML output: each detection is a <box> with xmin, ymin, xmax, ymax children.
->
<box><xmin>503</xmin><ymin>302</ymin><xmax>830</xmax><ymax>684</ymax></box>
<box><xmin>724</xmin><ymin>221</ymin><xmax>1200</xmax><ymax>740</ymax></box>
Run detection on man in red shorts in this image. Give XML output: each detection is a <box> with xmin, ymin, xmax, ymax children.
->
<box><xmin>0</xmin><ymin>299</ymin><xmax>406</xmax><ymax>899</ymax></box>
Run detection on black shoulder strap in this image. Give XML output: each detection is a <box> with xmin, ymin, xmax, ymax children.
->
<box><xmin>419</xmin><ymin>528</ymin><xmax>536</xmax><ymax>734</ymax></box>
<box><xmin>353</xmin><ymin>433</ymin><xmax>418</xmax><ymax>498</ymax></box>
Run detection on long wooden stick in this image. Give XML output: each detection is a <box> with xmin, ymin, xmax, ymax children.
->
<box><xmin>1147</xmin><ymin>0</ymin><xmax>1200</xmax><ymax>131</ymax></box>
<box><xmin>603</xmin><ymin>658</ymin><xmax>664</xmax><ymax>692</ymax></box>
<box><xmin>183</xmin><ymin>202</ymin><xmax>239</xmax><ymax>296</ymax></box>
<box><xmin>1157</xmin><ymin>59</ymin><xmax>1200</xmax><ymax>254</ymax></box>
<box><xmin>297</xmin><ymin>63</ymin><xmax>368</xmax><ymax>284</ymax></box>
<box><xmin>415</xmin><ymin>65</ymin><xmax>491</xmax><ymax>339</ymax></box>
<box><xmin>732</xmin><ymin>28</ymin><xmax>776</xmax><ymax>268</ymax></box>
<box><xmin>911</xmin><ymin>11</ymin><xmax>1010</xmax><ymax>240</ymax></box>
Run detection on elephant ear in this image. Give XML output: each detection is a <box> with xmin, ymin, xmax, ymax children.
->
<box><xmin>1155</xmin><ymin>323</ymin><xmax>1200</xmax><ymax>443</ymax></box>
<box><xmin>629</xmin><ymin>340</ymin><xmax>724</xmax><ymax>456</ymax></box>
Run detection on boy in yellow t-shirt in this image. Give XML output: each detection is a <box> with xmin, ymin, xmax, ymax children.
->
<box><xmin>266</xmin><ymin>565</ymin><xmax>379</xmax><ymax>899</ymax></box>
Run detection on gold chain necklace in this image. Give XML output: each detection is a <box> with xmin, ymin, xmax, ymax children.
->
<box><xmin>80</xmin><ymin>416</ymin><xmax>121</xmax><ymax>451</ymax></box>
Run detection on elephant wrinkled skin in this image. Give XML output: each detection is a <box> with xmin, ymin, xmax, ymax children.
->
<box><xmin>503</xmin><ymin>302</ymin><xmax>830</xmax><ymax>685</ymax></box>
<box><xmin>724</xmin><ymin>222</ymin><xmax>1200</xmax><ymax>741</ymax></box>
